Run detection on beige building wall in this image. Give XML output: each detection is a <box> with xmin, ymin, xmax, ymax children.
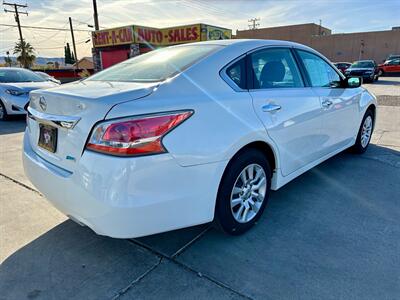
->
<box><xmin>310</xmin><ymin>30</ymin><xmax>400</xmax><ymax>63</ymax></box>
<box><xmin>236</xmin><ymin>24</ymin><xmax>400</xmax><ymax>63</ymax></box>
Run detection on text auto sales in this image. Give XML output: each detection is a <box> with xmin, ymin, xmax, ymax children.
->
<box><xmin>136</xmin><ymin>26</ymin><xmax>199</xmax><ymax>44</ymax></box>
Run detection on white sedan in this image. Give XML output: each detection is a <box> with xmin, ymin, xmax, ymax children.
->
<box><xmin>23</xmin><ymin>40</ymin><xmax>376</xmax><ymax>238</ymax></box>
<box><xmin>0</xmin><ymin>68</ymin><xmax>59</xmax><ymax>120</ymax></box>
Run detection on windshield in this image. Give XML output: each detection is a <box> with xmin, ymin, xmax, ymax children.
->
<box><xmin>36</xmin><ymin>72</ymin><xmax>51</xmax><ymax>79</ymax></box>
<box><xmin>88</xmin><ymin>44</ymin><xmax>222</xmax><ymax>82</ymax></box>
<box><xmin>0</xmin><ymin>68</ymin><xmax>45</xmax><ymax>83</ymax></box>
<box><xmin>351</xmin><ymin>61</ymin><xmax>374</xmax><ymax>68</ymax></box>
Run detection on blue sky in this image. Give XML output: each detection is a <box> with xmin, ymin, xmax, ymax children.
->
<box><xmin>1</xmin><ymin>0</ymin><xmax>399</xmax><ymax>57</ymax></box>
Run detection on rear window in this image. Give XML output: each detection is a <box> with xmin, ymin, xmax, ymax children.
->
<box><xmin>0</xmin><ymin>68</ymin><xmax>45</xmax><ymax>83</ymax></box>
<box><xmin>88</xmin><ymin>44</ymin><xmax>222</xmax><ymax>82</ymax></box>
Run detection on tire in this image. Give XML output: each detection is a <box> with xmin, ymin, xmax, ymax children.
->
<box><xmin>375</xmin><ymin>76</ymin><xmax>379</xmax><ymax>82</ymax></box>
<box><xmin>378</xmin><ymin>69</ymin><xmax>384</xmax><ymax>76</ymax></box>
<box><xmin>214</xmin><ymin>149</ymin><xmax>271</xmax><ymax>235</ymax></box>
<box><xmin>351</xmin><ymin>109</ymin><xmax>374</xmax><ymax>154</ymax></box>
<box><xmin>0</xmin><ymin>100</ymin><xmax>8</xmax><ymax>121</ymax></box>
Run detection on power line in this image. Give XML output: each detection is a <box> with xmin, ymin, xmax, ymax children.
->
<box><xmin>3</xmin><ymin>3</ymin><xmax>28</xmax><ymax>41</ymax></box>
<box><xmin>0</xmin><ymin>23</ymin><xmax>91</xmax><ymax>32</ymax></box>
<box><xmin>248</xmin><ymin>18</ymin><xmax>260</xmax><ymax>30</ymax></box>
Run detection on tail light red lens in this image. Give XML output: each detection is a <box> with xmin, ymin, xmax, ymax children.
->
<box><xmin>86</xmin><ymin>110</ymin><xmax>193</xmax><ymax>156</ymax></box>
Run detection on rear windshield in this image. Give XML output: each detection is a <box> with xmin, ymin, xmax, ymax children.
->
<box><xmin>88</xmin><ymin>44</ymin><xmax>222</xmax><ymax>82</ymax></box>
<box><xmin>351</xmin><ymin>61</ymin><xmax>374</xmax><ymax>68</ymax></box>
<box><xmin>0</xmin><ymin>68</ymin><xmax>45</xmax><ymax>83</ymax></box>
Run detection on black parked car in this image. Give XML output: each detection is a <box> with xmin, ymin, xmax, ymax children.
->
<box><xmin>345</xmin><ymin>60</ymin><xmax>379</xmax><ymax>83</ymax></box>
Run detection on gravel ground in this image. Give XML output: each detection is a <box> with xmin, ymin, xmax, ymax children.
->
<box><xmin>363</xmin><ymin>77</ymin><xmax>400</xmax><ymax>106</ymax></box>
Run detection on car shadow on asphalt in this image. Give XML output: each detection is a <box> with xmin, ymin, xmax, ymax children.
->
<box><xmin>0</xmin><ymin>117</ymin><xmax>26</xmax><ymax>135</ymax></box>
<box><xmin>1</xmin><ymin>145</ymin><xmax>399</xmax><ymax>299</ymax></box>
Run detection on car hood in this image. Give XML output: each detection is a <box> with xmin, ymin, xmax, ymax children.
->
<box><xmin>346</xmin><ymin>68</ymin><xmax>374</xmax><ymax>72</ymax></box>
<box><xmin>0</xmin><ymin>81</ymin><xmax>58</xmax><ymax>92</ymax></box>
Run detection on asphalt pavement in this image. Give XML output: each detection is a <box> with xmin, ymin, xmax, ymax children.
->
<box><xmin>1</xmin><ymin>78</ymin><xmax>399</xmax><ymax>299</ymax></box>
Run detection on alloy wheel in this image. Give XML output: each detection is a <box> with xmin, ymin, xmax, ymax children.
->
<box><xmin>361</xmin><ymin>115</ymin><xmax>372</xmax><ymax>148</ymax></box>
<box><xmin>230</xmin><ymin>163</ymin><xmax>267</xmax><ymax>223</ymax></box>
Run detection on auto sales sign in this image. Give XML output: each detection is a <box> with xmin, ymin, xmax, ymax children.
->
<box><xmin>133</xmin><ymin>24</ymin><xmax>201</xmax><ymax>46</ymax></box>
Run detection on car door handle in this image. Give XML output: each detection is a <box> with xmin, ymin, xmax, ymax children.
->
<box><xmin>322</xmin><ymin>99</ymin><xmax>333</xmax><ymax>108</ymax></box>
<box><xmin>262</xmin><ymin>103</ymin><xmax>281</xmax><ymax>112</ymax></box>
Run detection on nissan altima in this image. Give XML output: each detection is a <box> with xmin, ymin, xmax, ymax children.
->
<box><xmin>23</xmin><ymin>40</ymin><xmax>377</xmax><ymax>238</ymax></box>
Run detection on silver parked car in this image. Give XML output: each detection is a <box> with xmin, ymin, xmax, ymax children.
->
<box><xmin>0</xmin><ymin>67</ymin><xmax>59</xmax><ymax>120</ymax></box>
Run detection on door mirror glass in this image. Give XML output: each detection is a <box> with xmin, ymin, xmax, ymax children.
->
<box><xmin>347</xmin><ymin>77</ymin><xmax>361</xmax><ymax>88</ymax></box>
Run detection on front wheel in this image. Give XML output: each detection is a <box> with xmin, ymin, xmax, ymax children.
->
<box><xmin>0</xmin><ymin>100</ymin><xmax>8</xmax><ymax>121</ymax></box>
<box><xmin>351</xmin><ymin>110</ymin><xmax>374</xmax><ymax>154</ymax></box>
<box><xmin>378</xmin><ymin>69</ymin><xmax>384</xmax><ymax>76</ymax></box>
<box><xmin>215</xmin><ymin>149</ymin><xmax>271</xmax><ymax>235</ymax></box>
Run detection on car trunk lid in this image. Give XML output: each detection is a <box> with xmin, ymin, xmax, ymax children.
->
<box><xmin>27</xmin><ymin>80</ymin><xmax>158</xmax><ymax>171</ymax></box>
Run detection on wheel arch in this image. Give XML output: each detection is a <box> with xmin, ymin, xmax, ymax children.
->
<box><xmin>366</xmin><ymin>103</ymin><xmax>377</xmax><ymax>128</ymax></box>
<box><xmin>222</xmin><ymin>140</ymin><xmax>278</xmax><ymax>180</ymax></box>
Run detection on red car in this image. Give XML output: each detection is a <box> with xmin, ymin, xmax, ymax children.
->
<box><xmin>378</xmin><ymin>58</ymin><xmax>400</xmax><ymax>76</ymax></box>
<box><xmin>333</xmin><ymin>62</ymin><xmax>351</xmax><ymax>74</ymax></box>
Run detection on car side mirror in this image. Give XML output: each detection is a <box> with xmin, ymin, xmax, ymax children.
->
<box><xmin>346</xmin><ymin>77</ymin><xmax>362</xmax><ymax>88</ymax></box>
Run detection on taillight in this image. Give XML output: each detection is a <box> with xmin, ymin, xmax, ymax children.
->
<box><xmin>86</xmin><ymin>110</ymin><xmax>193</xmax><ymax>156</ymax></box>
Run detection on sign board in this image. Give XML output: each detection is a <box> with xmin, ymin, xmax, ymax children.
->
<box><xmin>92</xmin><ymin>26</ymin><xmax>134</xmax><ymax>47</ymax></box>
<box><xmin>201</xmin><ymin>25</ymin><xmax>232</xmax><ymax>40</ymax></box>
<box><xmin>133</xmin><ymin>24</ymin><xmax>201</xmax><ymax>46</ymax></box>
<box><xmin>93</xmin><ymin>24</ymin><xmax>231</xmax><ymax>48</ymax></box>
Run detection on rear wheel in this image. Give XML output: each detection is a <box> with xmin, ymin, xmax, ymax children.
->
<box><xmin>0</xmin><ymin>100</ymin><xmax>8</xmax><ymax>121</ymax></box>
<box><xmin>215</xmin><ymin>149</ymin><xmax>271</xmax><ymax>235</ymax></box>
<box><xmin>351</xmin><ymin>110</ymin><xmax>374</xmax><ymax>154</ymax></box>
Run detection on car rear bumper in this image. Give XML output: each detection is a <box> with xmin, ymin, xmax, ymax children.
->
<box><xmin>23</xmin><ymin>130</ymin><xmax>226</xmax><ymax>238</ymax></box>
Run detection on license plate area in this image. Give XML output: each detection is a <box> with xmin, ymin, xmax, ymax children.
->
<box><xmin>38</xmin><ymin>124</ymin><xmax>58</xmax><ymax>153</ymax></box>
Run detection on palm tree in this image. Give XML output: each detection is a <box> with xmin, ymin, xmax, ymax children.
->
<box><xmin>13</xmin><ymin>40</ymin><xmax>36</xmax><ymax>68</ymax></box>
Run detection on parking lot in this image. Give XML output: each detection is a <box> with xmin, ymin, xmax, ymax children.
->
<box><xmin>1</xmin><ymin>77</ymin><xmax>399</xmax><ymax>299</ymax></box>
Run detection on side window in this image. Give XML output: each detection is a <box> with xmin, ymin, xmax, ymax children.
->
<box><xmin>226</xmin><ymin>57</ymin><xmax>246</xmax><ymax>89</ymax></box>
<box><xmin>250</xmin><ymin>48</ymin><xmax>303</xmax><ymax>89</ymax></box>
<box><xmin>297</xmin><ymin>50</ymin><xmax>341</xmax><ymax>87</ymax></box>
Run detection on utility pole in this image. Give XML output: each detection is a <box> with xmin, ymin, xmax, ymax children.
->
<box><xmin>248</xmin><ymin>18</ymin><xmax>260</xmax><ymax>30</ymax></box>
<box><xmin>319</xmin><ymin>19</ymin><xmax>322</xmax><ymax>36</ymax></box>
<box><xmin>91</xmin><ymin>0</ymin><xmax>101</xmax><ymax>72</ymax></box>
<box><xmin>92</xmin><ymin>0</ymin><xmax>99</xmax><ymax>31</ymax></box>
<box><xmin>69</xmin><ymin>17</ymin><xmax>79</xmax><ymax>70</ymax></box>
<box><xmin>359</xmin><ymin>39</ymin><xmax>365</xmax><ymax>60</ymax></box>
<box><xmin>3</xmin><ymin>1</ymin><xmax>28</xmax><ymax>67</ymax></box>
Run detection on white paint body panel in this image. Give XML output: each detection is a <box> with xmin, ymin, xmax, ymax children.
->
<box><xmin>23</xmin><ymin>40</ymin><xmax>377</xmax><ymax>238</ymax></box>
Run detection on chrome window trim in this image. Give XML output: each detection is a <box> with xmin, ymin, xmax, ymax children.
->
<box><xmin>219</xmin><ymin>44</ymin><xmax>345</xmax><ymax>92</ymax></box>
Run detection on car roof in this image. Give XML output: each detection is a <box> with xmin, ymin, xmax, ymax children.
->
<box><xmin>175</xmin><ymin>39</ymin><xmax>316</xmax><ymax>52</ymax></box>
<box><xmin>354</xmin><ymin>60</ymin><xmax>374</xmax><ymax>63</ymax></box>
<box><xmin>0</xmin><ymin>67</ymin><xmax>34</xmax><ymax>71</ymax></box>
